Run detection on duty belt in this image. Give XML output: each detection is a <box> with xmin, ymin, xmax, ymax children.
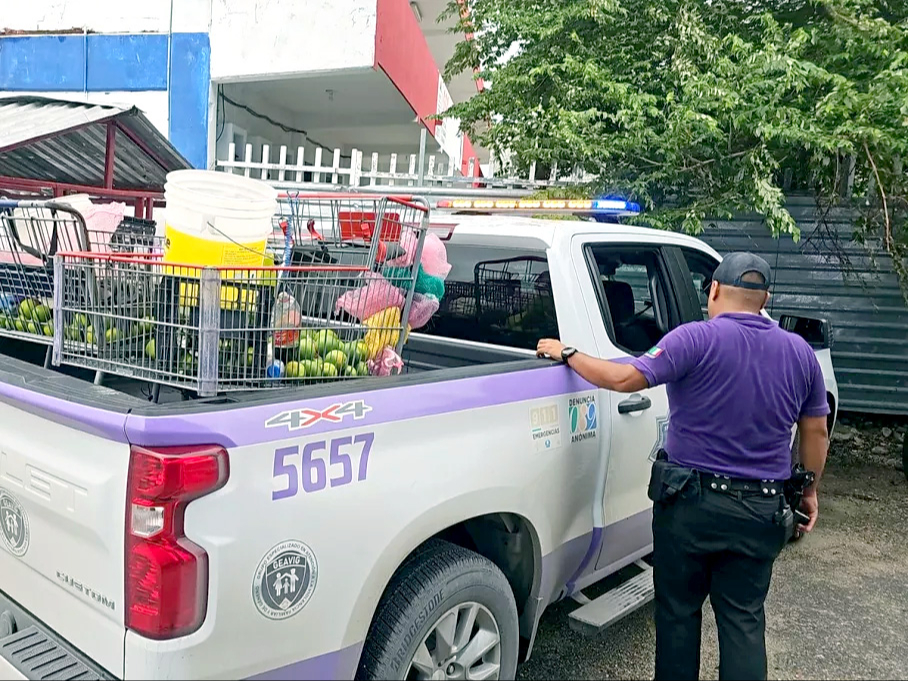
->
<box><xmin>699</xmin><ymin>471</ymin><xmax>783</xmax><ymax>498</ymax></box>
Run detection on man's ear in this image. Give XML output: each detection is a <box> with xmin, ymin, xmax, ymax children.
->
<box><xmin>762</xmin><ymin>291</ymin><xmax>771</xmax><ymax>309</ymax></box>
<box><xmin>709</xmin><ymin>280</ymin><xmax>720</xmax><ymax>302</ymax></box>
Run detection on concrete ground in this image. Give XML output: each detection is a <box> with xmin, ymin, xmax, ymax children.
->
<box><xmin>519</xmin><ymin>428</ymin><xmax>908</xmax><ymax>680</ymax></box>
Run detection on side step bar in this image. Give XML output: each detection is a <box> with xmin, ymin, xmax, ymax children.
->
<box><xmin>568</xmin><ymin>561</ymin><xmax>654</xmax><ymax>636</ymax></box>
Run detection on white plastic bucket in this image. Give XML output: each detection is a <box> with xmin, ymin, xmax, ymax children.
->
<box><xmin>163</xmin><ymin>170</ymin><xmax>277</xmax><ymax>267</ymax></box>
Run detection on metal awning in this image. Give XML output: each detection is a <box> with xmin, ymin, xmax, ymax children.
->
<box><xmin>0</xmin><ymin>95</ymin><xmax>191</xmax><ymax>192</ymax></box>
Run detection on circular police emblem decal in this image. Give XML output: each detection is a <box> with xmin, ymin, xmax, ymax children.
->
<box><xmin>252</xmin><ymin>540</ymin><xmax>318</xmax><ymax>620</ymax></box>
<box><xmin>0</xmin><ymin>489</ymin><xmax>29</xmax><ymax>557</ymax></box>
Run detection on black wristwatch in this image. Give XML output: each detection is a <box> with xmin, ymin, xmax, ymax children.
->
<box><xmin>560</xmin><ymin>346</ymin><xmax>578</xmax><ymax>363</ymax></box>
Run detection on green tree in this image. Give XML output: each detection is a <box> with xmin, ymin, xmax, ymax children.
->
<box><xmin>440</xmin><ymin>0</ymin><xmax>908</xmax><ymax>287</ymax></box>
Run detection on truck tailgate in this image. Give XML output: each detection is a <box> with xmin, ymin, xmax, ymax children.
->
<box><xmin>0</xmin><ymin>386</ymin><xmax>130</xmax><ymax>677</ymax></box>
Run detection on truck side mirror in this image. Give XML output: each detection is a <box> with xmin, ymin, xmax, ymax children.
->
<box><xmin>778</xmin><ymin>314</ymin><xmax>833</xmax><ymax>350</ymax></box>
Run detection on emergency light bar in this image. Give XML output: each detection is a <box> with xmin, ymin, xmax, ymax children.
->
<box><xmin>435</xmin><ymin>197</ymin><xmax>641</xmax><ymax>215</ymax></box>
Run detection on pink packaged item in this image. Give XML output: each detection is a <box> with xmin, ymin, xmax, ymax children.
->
<box><xmin>335</xmin><ymin>273</ymin><xmax>404</xmax><ymax>321</ymax></box>
<box><xmin>407</xmin><ymin>293</ymin><xmax>440</xmax><ymax>329</ymax></box>
<box><xmin>386</xmin><ymin>227</ymin><xmax>419</xmax><ymax>267</ymax></box>
<box><xmin>367</xmin><ymin>346</ymin><xmax>405</xmax><ymax>376</ymax></box>
<box><xmin>419</xmin><ymin>232</ymin><xmax>452</xmax><ymax>279</ymax></box>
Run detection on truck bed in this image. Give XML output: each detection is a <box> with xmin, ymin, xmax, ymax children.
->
<box><xmin>0</xmin><ymin>333</ymin><xmax>537</xmax><ymax>416</ymax></box>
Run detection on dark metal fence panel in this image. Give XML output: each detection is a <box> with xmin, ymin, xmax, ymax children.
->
<box><xmin>698</xmin><ymin>196</ymin><xmax>908</xmax><ymax>415</ymax></box>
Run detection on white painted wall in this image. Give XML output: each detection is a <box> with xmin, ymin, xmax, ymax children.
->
<box><xmin>6</xmin><ymin>0</ymin><xmax>211</xmax><ymax>33</ymax></box>
<box><xmin>209</xmin><ymin>0</ymin><xmax>377</xmax><ymax>82</ymax></box>
<box><xmin>4</xmin><ymin>91</ymin><xmax>170</xmax><ymax>140</ymax></box>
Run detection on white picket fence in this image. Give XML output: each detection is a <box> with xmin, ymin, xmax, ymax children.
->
<box><xmin>215</xmin><ymin>141</ymin><xmax>593</xmax><ymax>192</ymax></box>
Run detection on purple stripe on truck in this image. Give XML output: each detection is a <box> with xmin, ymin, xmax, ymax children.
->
<box><xmin>245</xmin><ymin>641</ymin><xmax>363</xmax><ymax>680</ymax></box>
<box><xmin>126</xmin><ymin>364</ymin><xmax>596</xmax><ymax>448</ymax></box>
<box><xmin>0</xmin><ymin>380</ymin><xmax>128</xmax><ymax>442</ymax></box>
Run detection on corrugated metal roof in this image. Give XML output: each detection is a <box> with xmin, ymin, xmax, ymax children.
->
<box><xmin>0</xmin><ymin>95</ymin><xmax>191</xmax><ymax>191</ymax></box>
<box><xmin>699</xmin><ymin>196</ymin><xmax>908</xmax><ymax>416</ymax></box>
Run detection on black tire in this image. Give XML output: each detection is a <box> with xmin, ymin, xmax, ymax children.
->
<box><xmin>356</xmin><ymin>539</ymin><xmax>519</xmax><ymax>681</ymax></box>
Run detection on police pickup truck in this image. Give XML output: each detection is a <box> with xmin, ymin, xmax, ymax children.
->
<box><xmin>0</xmin><ymin>204</ymin><xmax>837</xmax><ymax>680</ymax></box>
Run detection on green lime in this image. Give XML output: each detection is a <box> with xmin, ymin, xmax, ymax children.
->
<box><xmin>298</xmin><ymin>337</ymin><xmax>319</xmax><ymax>360</ymax></box>
<box><xmin>106</xmin><ymin>327</ymin><xmax>120</xmax><ymax>343</ymax></box>
<box><xmin>18</xmin><ymin>299</ymin><xmax>36</xmax><ymax>321</ymax></box>
<box><xmin>345</xmin><ymin>340</ymin><xmax>369</xmax><ymax>363</ymax></box>
<box><xmin>355</xmin><ymin>361</ymin><xmax>369</xmax><ymax>376</ymax></box>
<box><xmin>145</xmin><ymin>338</ymin><xmax>156</xmax><ymax>360</ymax></box>
<box><xmin>26</xmin><ymin>321</ymin><xmax>39</xmax><ymax>335</ymax></box>
<box><xmin>285</xmin><ymin>361</ymin><xmax>303</xmax><ymax>378</ymax></box>
<box><xmin>32</xmin><ymin>304</ymin><xmax>51</xmax><ymax>323</ymax></box>
<box><xmin>324</xmin><ymin>349</ymin><xmax>348</xmax><ymax>372</ymax></box>
<box><xmin>74</xmin><ymin>313</ymin><xmax>89</xmax><ymax>329</ymax></box>
<box><xmin>343</xmin><ymin>365</ymin><xmax>358</xmax><ymax>377</ymax></box>
<box><xmin>14</xmin><ymin>319</ymin><xmax>25</xmax><ymax>333</ymax></box>
<box><xmin>42</xmin><ymin>323</ymin><xmax>53</xmax><ymax>337</ymax></box>
<box><xmin>85</xmin><ymin>327</ymin><xmax>95</xmax><ymax>344</ymax></box>
<box><xmin>321</xmin><ymin>362</ymin><xmax>339</xmax><ymax>378</ymax></box>
<box><xmin>314</xmin><ymin>329</ymin><xmax>340</xmax><ymax>356</ymax></box>
<box><xmin>138</xmin><ymin>315</ymin><xmax>155</xmax><ymax>334</ymax></box>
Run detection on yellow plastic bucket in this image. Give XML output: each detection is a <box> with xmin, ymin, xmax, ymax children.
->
<box><xmin>163</xmin><ymin>170</ymin><xmax>278</xmax><ymax>309</ymax></box>
<box><xmin>163</xmin><ymin>170</ymin><xmax>277</xmax><ymax>267</ymax></box>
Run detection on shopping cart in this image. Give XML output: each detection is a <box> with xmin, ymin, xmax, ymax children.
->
<box><xmin>0</xmin><ymin>199</ymin><xmax>161</xmax><ymax>373</ymax></box>
<box><xmin>54</xmin><ymin>193</ymin><xmax>430</xmax><ymax>398</ymax></box>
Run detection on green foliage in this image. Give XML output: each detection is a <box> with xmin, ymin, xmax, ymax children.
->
<box><xmin>440</xmin><ymin>0</ymin><xmax>908</xmax><ymax>288</ymax></box>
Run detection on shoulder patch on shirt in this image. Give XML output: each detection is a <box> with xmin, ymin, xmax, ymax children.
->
<box><xmin>646</xmin><ymin>346</ymin><xmax>664</xmax><ymax>358</ymax></box>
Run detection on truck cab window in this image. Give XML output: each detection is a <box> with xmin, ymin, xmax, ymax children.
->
<box><xmin>420</xmin><ymin>245</ymin><xmax>558</xmax><ymax>351</ymax></box>
<box><xmin>679</xmin><ymin>249</ymin><xmax>721</xmax><ymax>320</ymax></box>
<box><xmin>588</xmin><ymin>247</ymin><xmax>677</xmax><ymax>355</ymax></box>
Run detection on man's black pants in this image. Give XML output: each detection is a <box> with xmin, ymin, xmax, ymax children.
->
<box><xmin>650</xmin><ymin>465</ymin><xmax>789</xmax><ymax>681</ymax></box>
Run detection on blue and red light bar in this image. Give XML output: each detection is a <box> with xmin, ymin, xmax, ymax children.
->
<box><xmin>435</xmin><ymin>197</ymin><xmax>641</xmax><ymax>215</ymax></box>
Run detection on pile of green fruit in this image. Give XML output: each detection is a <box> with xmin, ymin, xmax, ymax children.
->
<box><xmin>285</xmin><ymin>328</ymin><xmax>370</xmax><ymax>379</ymax></box>
<box><xmin>63</xmin><ymin>312</ymin><xmax>157</xmax><ymax>346</ymax></box>
<box><xmin>0</xmin><ymin>298</ymin><xmax>54</xmax><ymax>337</ymax></box>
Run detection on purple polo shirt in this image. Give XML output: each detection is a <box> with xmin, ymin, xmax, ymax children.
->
<box><xmin>627</xmin><ymin>312</ymin><xmax>830</xmax><ymax>480</ymax></box>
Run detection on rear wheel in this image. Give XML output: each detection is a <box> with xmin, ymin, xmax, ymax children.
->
<box><xmin>356</xmin><ymin>539</ymin><xmax>519</xmax><ymax>681</ymax></box>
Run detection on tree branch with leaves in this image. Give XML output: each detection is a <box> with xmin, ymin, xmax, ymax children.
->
<box><xmin>439</xmin><ymin>0</ymin><xmax>908</xmax><ymax>293</ymax></box>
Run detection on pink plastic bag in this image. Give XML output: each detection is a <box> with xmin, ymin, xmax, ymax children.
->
<box><xmin>335</xmin><ymin>274</ymin><xmax>404</xmax><ymax>321</ymax></box>
<box><xmin>367</xmin><ymin>346</ymin><xmax>405</xmax><ymax>376</ymax></box>
<box><xmin>407</xmin><ymin>293</ymin><xmax>440</xmax><ymax>329</ymax></box>
<box><xmin>419</xmin><ymin>232</ymin><xmax>452</xmax><ymax>279</ymax></box>
<box><xmin>387</xmin><ymin>227</ymin><xmax>419</xmax><ymax>267</ymax></box>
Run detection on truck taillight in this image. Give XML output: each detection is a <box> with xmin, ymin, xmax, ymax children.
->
<box><xmin>125</xmin><ymin>444</ymin><xmax>229</xmax><ymax>640</ymax></box>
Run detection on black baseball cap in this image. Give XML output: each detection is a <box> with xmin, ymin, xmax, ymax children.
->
<box><xmin>713</xmin><ymin>252</ymin><xmax>772</xmax><ymax>291</ymax></box>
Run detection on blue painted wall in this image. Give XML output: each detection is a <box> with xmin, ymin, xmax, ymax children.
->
<box><xmin>0</xmin><ymin>32</ymin><xmax>210</xmax><ymax>168</ymax></box>
<box><xmin>169</xmin><ymin>33</ymin><xmax>211</xmax><ymax>170</ymax></box>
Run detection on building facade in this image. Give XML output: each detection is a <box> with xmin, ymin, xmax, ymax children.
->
<box><xmin>0</xmin><ymin>0</ymin><xmax>483</xmax><ymax>175</ymax></box>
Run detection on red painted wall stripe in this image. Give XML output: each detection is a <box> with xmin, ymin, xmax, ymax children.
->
<box><xmin>375</xmin><ymin>0</ymin><xmax>483</xmax><ymax>177</ymax></box>
<box><xmin>375</xmin><ymin>0</ymin><xmax>441</xmax><ymax>135</ymax></box>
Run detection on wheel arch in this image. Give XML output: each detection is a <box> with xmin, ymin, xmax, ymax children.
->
<box><xmin>345</xmin><ymin>500</ymin><xmax>544</xmax><ymax>670</ymax></box>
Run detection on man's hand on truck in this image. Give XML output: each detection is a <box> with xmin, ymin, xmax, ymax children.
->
<box><xmin>536</xmin><ymin>338</ymin><xmax>648</xmax><ymax>394</ymax></box>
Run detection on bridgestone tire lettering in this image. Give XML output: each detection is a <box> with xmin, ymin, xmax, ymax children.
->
<box><xmin>355</xmin><ymin>539</ymin><xmax>520</xmax><ymax>680</ymax></box>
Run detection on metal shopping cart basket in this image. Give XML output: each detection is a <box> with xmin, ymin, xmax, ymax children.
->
<box><xmin>53</xmin><ymin>193</ymin><xmax>430</xmax><ymax>398</ymax></box>
<box><xmin>0</xmin><ymin>199</ymin><xmax>160</xmax><ymax>359</ymax></box>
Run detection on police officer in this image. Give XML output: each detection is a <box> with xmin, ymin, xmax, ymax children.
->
<box><xmin>537</xmin><ymin>252</ymin><xmax>830</xmax><ymax>681</ymax></box>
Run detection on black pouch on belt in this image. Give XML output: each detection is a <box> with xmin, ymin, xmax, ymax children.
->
<box><xmin>648</xmin><ymin>455</ymin><xmax>695</xmax><ymax>504</ymax></box>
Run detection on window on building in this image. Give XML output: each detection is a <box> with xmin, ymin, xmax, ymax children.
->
<box><xmin>420</xmin><ymin>245</ymin><xmax>558</xmax><ymax>350</ymax></box>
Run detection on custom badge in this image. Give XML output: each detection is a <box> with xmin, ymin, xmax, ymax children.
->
<box><xmin>645</xmin><ymin>346</ymin><xmax>664</xmax><ymax>359</ymax></box>
<box><xmin>252</xmin><ymin>540</ymin><xmax>318</xmax><ymax>620</ymax></box>
<box><xmin>0</xmin><ymin>489</ymin><xmax>30</xmax><ymax>557</ymax></box>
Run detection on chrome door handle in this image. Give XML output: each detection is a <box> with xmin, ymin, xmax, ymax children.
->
<box><xmin>617</xmin><ymin>395</ymin><xmax>652</xmax><ymax>414</ymax></box>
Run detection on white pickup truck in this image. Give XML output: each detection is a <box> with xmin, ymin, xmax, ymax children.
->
<box><xmin>0</xmin><ymin>209</ymin><xmax>837</xmax><ymax>681</ymax></box>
